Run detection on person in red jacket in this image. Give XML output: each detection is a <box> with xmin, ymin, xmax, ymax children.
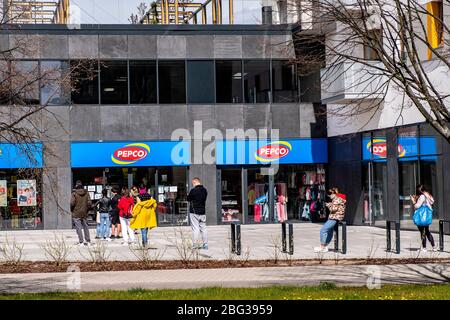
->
<box><xmin>117</xmin><ymin>187</ymin><xmax>136</xmax><ymax>246</ymax></box>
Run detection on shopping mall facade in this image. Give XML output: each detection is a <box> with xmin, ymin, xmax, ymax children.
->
<box><xmin>0</xmin><ymin>12</ymin><xmax>449</xmax><ymax>231</ymax></box>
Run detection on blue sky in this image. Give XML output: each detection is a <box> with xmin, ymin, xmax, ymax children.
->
<box><xmin>70</xmin><ymin>0</ymin><xmax>264</xmax><ymax>24</ymax></box>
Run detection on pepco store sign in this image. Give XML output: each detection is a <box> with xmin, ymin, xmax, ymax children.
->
<box><xmin>255</xmin><ymin>141</ymin><xmax>292</xmax><ymax>163</ymax></box>
<box><xmin>367</xmin><ymin>139</ymin><xmax>406</xmax><ymax>158</ymax></box>
<box><xmin>111</xmin><ymin>143</ymin><xmax>150</xmax><ymax>165</ymax></box>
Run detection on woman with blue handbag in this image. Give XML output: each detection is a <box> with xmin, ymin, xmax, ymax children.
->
<box><xmin>411</xmin><ymin>185</ymin><xmax>437</xmax><ymax>252</ymax></box>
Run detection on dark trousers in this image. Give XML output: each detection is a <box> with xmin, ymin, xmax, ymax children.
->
<box><xmin>73</xmin><ymin>218</ymin><xmax>91</xmax><ymax>243</ymax></box>
<box><xmin>417</xmin><ymin>226</ymin><xmax>435</xmax><ymax>248</ymax></box>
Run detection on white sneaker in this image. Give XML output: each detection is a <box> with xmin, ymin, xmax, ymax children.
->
<box><xmin>75</xmin><ymin>242</ymin><xmax>84</xmax><ymax>247</ymax></box>
<box><xmin>105</xmin><ymin>237</ymin><xmax>112</xmax><ymax>242</ymax></box>
<box><xmin>122</xmin><ymin>242</ymin><xmax>129</xmax><ymax>246</ymax></box>
<box><xmin>432</xmin><ymin>247</ymin><xmax>439</xmax><ymax>252</ymax></box>
<box><xmin>418</xmin><ymin>248</ymin><xmax>427</xmax><ymax>253</ymax></box>
<box><xmin>314</xmin><ymin>247</ymin><xmax>328</xmax><ymax>253</ymax></box>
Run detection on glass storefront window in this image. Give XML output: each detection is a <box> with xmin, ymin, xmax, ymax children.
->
<box><xmin>220</xmin><ymin>168</ymin><xmax>242</xmax><ymax>223</ymax></box>
<box><xmin>274</xmin><ymin>164</ymin><xmax>327</xmax><ymax>222</ymax></box>
<box><xmin>420</xmin><ymin>156</ymin><xmax>439</xmax><ymax>218</ymax></box>
<box><xmin>72</xmin><ymin>166</ymin><xmax>188</xmax><ymax>226</ymax></box>
<box><xmin>398</xmin><ymin>158</ymin><xmax>419</xmax><ymax>220</ymax></box>
<box><xmin>247</xmin><ymin>168</ymin><xmax>270</xmax><ymax>223</ymax></box>
<box><xmin>0</xmin><ymin>169</ymin><xmax>43</xmax><ymax>230</ymax></box>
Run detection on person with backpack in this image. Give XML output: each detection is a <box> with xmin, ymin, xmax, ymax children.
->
<box><xmin>70</xmin><ymin>180</ymin><xmax>93</xmax><ymax>246</ymax></box>
<box><xmin>411</xmin><ymin>185</ymin><xmax>437</xmax><ymax>252</ymax></box>
<box><xmin>117</xmin><ymin>187</ymin><xmax>136</xmax><ymax>246</ymax></box>
<box><xmin>314</xmin><ymin>187</ymin><xmax>346</xmax><ymax>253</ymax></box>
<box><xmin>130</xmin><ymin>192</ymin><xmax>157</xmax><ymax>247</ymax></box>
<box><xmin>95</xmin><ymin>189</ymin><xmax>112</xmax><ymax>241</ymax></box>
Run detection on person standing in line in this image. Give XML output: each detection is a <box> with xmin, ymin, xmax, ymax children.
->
<box><xmin>314</xmin><ymin>187</ymin><xmax>346</xmax><ymax>253</ymax></box>
<box><xmin>110</xmin><ymin>187</ymin><xmax>122</xmax><ymax>239</ymax></box>
<box><xmin>96</xmin><ymin>189</ymin><xmax>112</xmax><ymax>241</ymax></box>
<box><xmin>70</xmin><ymin>180</ymin><xmax>93</xmax><ymax>246</ymax></box>
<box><xmin>130</xmin><ymin>192</ymin><xmax>157</xmax><ymax>247</ymax></box>
<box><xmin>117</xmin><ymin>187</ymin><xmax>136</xmax><ymax>246</ymax></box>
<box><xmin>187</xmin><ymin>177</ymin><xmax>208</xmax><ymax>250</ymax></box>
<box><xmin>411</xmin><ymin>184</ymin><xmax>437</xmax><ymax>252</ymax></box>
<box><xmin>130</xmin><ymin>186</ymin><xmax>140</xmax><ymax>235</ymax></box>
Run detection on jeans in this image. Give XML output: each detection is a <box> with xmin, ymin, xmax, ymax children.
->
<box><xmin>119</xmin><ymin>217</ymin><xmax>135</xmax><ymax>243</ymax></box>
<box><xmin>73</xmin><ymin>218</ymin><xmax>91</xmax><ymax>243</ymax></box>
<box><xmin>320</xmin><ymin>219</ymin><xmax>337</xmax><ymax>245</ymax></box>
<box><xmin>96</xmin><ymin>223</ymin><xmax>101</xmax><ymax>237</ymax></box>
<box><xmin>417</xmin><ymin>226</ymin><xmax>435</xmax><ymax>248</ymax></box>
<box><xmin>99</xmin><ymin>212</ymin><xmax>111</xmax><ymax>238</ymax></box>
<box><xmin>190</xmin><ymin>213</ymin><xmax>207</xmax><ymax>246</ymax></box>
<box><xmin>141</xmin><ymin>228</ymin><xmax>148</xmax><ymax>246</ymax></box>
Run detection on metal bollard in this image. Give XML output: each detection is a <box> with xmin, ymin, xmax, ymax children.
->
<box><xmin>334</xmin><ymin>221</ymin><xmax>347</xmax><ymax>254</ymax></box>
<box><xmin>386</xmin><ymin>220</ymin><xmax>400</xmax><ymax>254</ymax></box>
<box><xmin>439</xmin><ymin>220</ymin><xmax>450</xmax><ymax>252</ymax></box>
<box><xmin>281</xmin><ymin>222</ymin><xmax>294</xmax><ymax>255</ymax></box>
<box><xmin>230</xmin><ymin>222</ymin><xmax>241</xmax><ymax>255</ymax></box>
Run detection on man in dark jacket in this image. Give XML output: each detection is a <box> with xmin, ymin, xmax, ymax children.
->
<box><xmin>187</xmin><ymin>177</ymin><xmax>208</xmax><ymax>249</ymax></box>
<box><xmin>71</xmin><ymin>180</ymin><xmax>92</xmax><ymax>246</ymax></box>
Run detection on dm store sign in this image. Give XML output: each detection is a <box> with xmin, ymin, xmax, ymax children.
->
<box><xmin>71</xmin><ymin>141</ymin><xmax>190</xmax><ymax>168</ymax></box>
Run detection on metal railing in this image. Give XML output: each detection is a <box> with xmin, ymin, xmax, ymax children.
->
<box><xmin>230</xmin><ymin>222</ymin><xmax>241</xmax><ymax>255</ymax></box>
<box><xmin>439</xmin><ymin>220</ymin><xmax>450</xmax><ymax>251</ymax></box>
<box><xmin>6</xmin><ymin>0</ymin><xmax>69</xmax><ymax>24</ymax></box>
<box><xmin>281</xmin><ymin>221</ymin><xmax>294</xmax><ymax>255</ymax></box>
<box><xmin>386</xmin><ymin>220</ymin><xmax>400</xmax><ymax>254</ymax></box>
<box><xmin>334</xmin><ymin>221</ymin><xmax>347</xmax><ymax>254</ymax></box>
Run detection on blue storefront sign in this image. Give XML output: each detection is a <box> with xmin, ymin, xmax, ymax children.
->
<box><xmin>71</xmin><ymin>141</ymin><xmax>190</xmax><ymax>168</ymax></box>
<box><xmin>216</xmin><ymin>139</ymin><xmax>328</xmax><ymax>165</ymax></box>
<box><xmin>0</xmin><ymin>143</ymin><xmax>43</xmax><ymax>168</ymax></box>
<box><xmin>362</xmin><ymin>136</ymin><xmax>437</xmax><ymax>161</ymax></box>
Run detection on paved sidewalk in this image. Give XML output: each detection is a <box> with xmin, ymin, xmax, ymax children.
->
<box><xmin>0</xmin><ymin>224</ymin><xmax>449</xmax><ymax>261</ymax></box>
<box><xmin>0</xmin><ymin>263</ymin><xmax>449</xmax><ymax>293</ymax></box>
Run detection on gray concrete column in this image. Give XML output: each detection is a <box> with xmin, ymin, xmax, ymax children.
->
<box><xmin>188</xmin><ymin>164</ymin><xmax>218</xmax><ymax>226</ymax></box>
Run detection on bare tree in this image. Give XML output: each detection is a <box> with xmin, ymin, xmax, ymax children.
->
<box><xmin>0</xmin><ymin>4</ymin><xmax>97</xmax><ymax>218</ymax></box>
<box><xmin>293</xmin><ymin>0</ymin><xmax>450</xmax><ymax>141</ymax></box>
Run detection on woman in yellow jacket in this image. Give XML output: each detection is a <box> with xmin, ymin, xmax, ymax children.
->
<box><xmin>130</xmin><ymin>193</ymin><xmax>157</xmax><ymax>247</ymax></box>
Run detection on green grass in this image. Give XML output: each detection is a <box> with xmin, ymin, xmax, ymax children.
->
<box><xmin>2</xmin><ymin>283</ymin><xmax>450</xmax><ymax>300</ymax></box>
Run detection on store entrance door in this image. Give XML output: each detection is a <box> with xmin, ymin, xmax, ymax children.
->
<box><xmin>363</xmin><ymin>161</ymin><xmax>388</xmax><ymax>225</ymax></box>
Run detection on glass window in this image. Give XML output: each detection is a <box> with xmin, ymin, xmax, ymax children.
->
<box><xmin>129</xmin><ymin>60</ymin><xmax>157</xmax><ymax>104</ymax></box>
<box><xmin>215</xmin><ymin>60</ymin><xmax>243</xmax><ymax>103</ymax></box>
<box><xmin>0</xmin><ymin>169</ymin><xmax>43</xmax><ymax>230</ymax></box>
<box><xmin>220</xmin><ymin>168</ymin><xmax>242</xmax><ymax>223</ymax></box>
<box><xmin>274</xmin><ymin>164</ymin><xmax>326</xmax><ymax>222</ymax></box>
<box><xmin>70</xmin><ymin>60</ymin><xmax>99</xmax><ymax>105</ymax></box>
<box><xmin>247</xmin><ymin>168</ymin><xmax>270</xmax><ymax>223</ymax></box>
<box><xmin>100</xmin><ymin>61</ymin><xmax>128</xmax><ymax>105</ymax></box>
<box><xmin>420</xmin><ymin>156</ymin><xmax>439</xmax><ymax>218</ymax></box>
<box><xmin>40</xmin><ymin>61</ymin><xmax>70</xmax><ymax>106</ymax></box>
<box><xmin>0</xmin><ymin>61</ymin><xmax>10</xmax><ymax>105</ymax></box>
<box><xmin>399</xmin><ymin>159</ymin><xmax>419</xmax><ymax>220</ymax></box>
<box><xmin>11</xmin><ymin>61</ymin><xmax>40</xmax><ymax>105</ymax></box>
<box><xmin>272</xmin><ymin>60</ymin><xmax>298</xmax><ymax>103</ymax></box>
<box><xmin>243</xmin><ymin>60</ymin><xmax>271</xmax><ymax>103</ymax></box>
<box><xmin>158</xmin><ymin>60</ymin><xmax>186</xmax><ymax>104</ymax></box>
<box><xmin>187</xmin><ymin>60</ymin><xmax>215</xmax><ymax>104</ymax></box>
<box><xmin>398</xmin><ymin>126</ymin><xmax>419</xmax><ymax>158</ymax></box>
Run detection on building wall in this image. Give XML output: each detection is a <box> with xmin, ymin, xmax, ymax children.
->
<box><xmin>2</xmin><ymin>25</ymin><xmax>324</xmax><ymax>229</ymax></box>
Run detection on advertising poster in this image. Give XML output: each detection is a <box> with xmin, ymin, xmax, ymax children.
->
<box><xmin>0</xmin><ymin>180</ymin><xmax>6</xmax><ymax>207</ymax></box>
<box><xmin>17</xmin><ymin>180</ymin><xmax>37</xmax><ymax>206</ymax></box>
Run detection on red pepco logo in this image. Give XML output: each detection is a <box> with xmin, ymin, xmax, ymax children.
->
<box><xmin>111</xmin><ymin>143</ymin><xmax>150</xmax><ymax>165</ymax></box>
<box><xmin>255</xmin><ymin>141</ymin><xmax>292</xmax><ymax>163</ymax></box>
